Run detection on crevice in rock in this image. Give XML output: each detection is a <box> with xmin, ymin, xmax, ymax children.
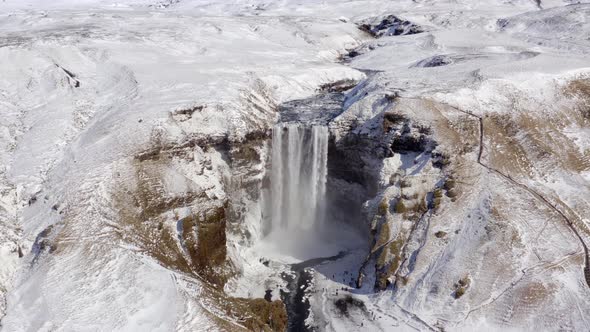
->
<box><xmin>55</xmin><ymin>64</ymin><xmax>80</xmax><ymax>88</ymax></box>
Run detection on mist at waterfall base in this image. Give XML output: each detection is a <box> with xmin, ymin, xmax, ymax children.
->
<box><xmin>257</xmin><ymin>123</ymin><xmax>364</xmax><ymax>263</ymax></box>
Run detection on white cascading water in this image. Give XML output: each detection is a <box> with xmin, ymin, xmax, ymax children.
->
<box><xmin>269</xmin><ymin>123</ymin><xmax>329</xmax><ymax>232</ymax></box>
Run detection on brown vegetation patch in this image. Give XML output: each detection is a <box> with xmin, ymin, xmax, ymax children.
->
<box><xmin>183</xmin><ymin>207</ymin><xmax>232</xmax><ymax>287</ymax></box>
<box><xmin>394</xmin><ymin>199</ymin><xmax>407</xmax><ymax>214</ymax></box>
<box><xmin>135</xmin><ymin>135</ymin><xmax>228</xmax><ymax>162</ymax></box>
<box><xmin>432</xmin><ymin>188</ymin><xmax>443</xmax><ymax>210</ymax></box>
<box><xmin>516</xmin><ymin>281</ymin><xmax>552</xmax><ymax>307</ymax></box>
<box><xmin>376</xmin><ymin>237</ymin><xmax>404</xmax><ymax>290</ymax></box>
<box><xmin>503</xmin><ymin>281</ymin><xmax>556</xmax><ymax>322</ymax></box>
<box><xmin>484</xmin><ymin>113</ymin><xmax>533</xmax><ymax>176</ymax></box>
<box><xmin>200</xmin><ymin>287</ymin><xmax>287</xmax><ymax>332</ymax></box>
<box><xmin>374</xmin><ymin>221</ymin><xmax>391</xmax><ymax>251</ymax></box>
<box><xmin>116</xmin><ymin>144</ymin><xmax>287</xmax><ymax>330</ymax></box>
<box><xmin>485</xmin><ymin>111</ymin><xmax>589</xmax><ymax>176</ymax></box>
<box><xmin>453</xmin><ymin>275</ymin><xmax>470</xmax><ymax>299</ymax></box>
<box><xmin>378</xmin><ymin>198</ymin><xmax>389</xmax><ymax>216</ymax></box>
<box><xmin>434</xmin><ymin>230</ymin><xmax>447</xmax><ymax>238</ymax></box>
<box><xmin>318</xmin><ymin>79</ymin><xmax>359</xmax><ymax>93</ymax></box>
<box><xmin>229</xmin><ymin>298</ymin><xmax>288</xmax><ymax>332</ymax></box>
<box><xmin>431</xmin><ymin>107</ymin><xmax>480</xmax><ymax>156</ymax></box>
<box><xmin>564</xmin><ymin>79</ymin><xmax>590</xmax><ymax>120</ymax></box>
<box><xmin>118</xmin><ymin>177</ymin><xmax>232</xmax><ymax>286</ymax></box>
<box><xmin>520</xmin><ymin>112</ymin><xmax>587</xmax><ymax>172</ymax></box>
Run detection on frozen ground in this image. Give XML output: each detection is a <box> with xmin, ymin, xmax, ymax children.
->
<box><xmin>0</xmin><ymin>1</ymin><xmax>365</xmax><ymax>329</ymax></box>
<box><xmin>0</xmin><ymin>0</ymin><xmax>589</xmax><ymax>331</ymax></box>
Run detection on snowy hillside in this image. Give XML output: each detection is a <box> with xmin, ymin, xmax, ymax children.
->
<box><xmin>0</xmin><ymin>0</ymin><xmax>589</xmax><ymax>331</ymax></box>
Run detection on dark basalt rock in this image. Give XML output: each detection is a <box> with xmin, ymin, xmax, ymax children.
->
<box><xmin>334</xmin><ymin>295</ymin><xmax>367</xmax><ymax>316</ymax></box>
<box><xmin>360</xmin><ymin>15</ymin><xmax>423</xmax><ymax>38</ymax></box>
<box><xmin>278</xmin><ymin>91</ymin><xmax>346</xmax><ymax>125</ymax></box>
<box><xmin>391</xmin><ymin>134</ymin><xmax>429</xmax><ymax>153</ymax></box>
<box><xmin>413</xmin><ymin>55</ymin><xmax>453</xmax><ymax>68</ymax></box>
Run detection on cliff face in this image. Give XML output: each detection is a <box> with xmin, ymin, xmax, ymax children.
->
<box><xmin>310</xmin><ymin>6</ymin><xmax>590</xmax><ymax>329</ymax></box>
<box><xmin>0</xmin><ymin>8</ymin><xmax>365</xmax><ymax>331</ymax></box>
<box><xmin>1</xmin><ymin>1</ymin><xmax>590</xmax><ymax>331</ymax></box>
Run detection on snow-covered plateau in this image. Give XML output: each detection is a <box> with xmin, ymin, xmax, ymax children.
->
<box><xmin>0</xmin><ymin>0</ymin><xmax>589</xmax><ymax>331</ymax></box>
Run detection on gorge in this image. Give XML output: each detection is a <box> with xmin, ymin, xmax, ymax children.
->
<box><xmin>1</xmin><ymin>1</ymin><xmax>590</xmax><ymax>331</ymax></box>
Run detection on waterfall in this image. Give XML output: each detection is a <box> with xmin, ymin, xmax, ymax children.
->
<box><xmin>269</xmin><ymin>123</ymin><xmax>329</xmax><ymax>233</ymax></box>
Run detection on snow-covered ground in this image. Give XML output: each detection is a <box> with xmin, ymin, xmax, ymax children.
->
<box><xmin>0</xmin><ymin>1</ymin><xmax>365</xmax><ymax>329</ymax></box>
<box><xmin>1</xmin><ymin>0</ymin><xmax>589</xmax><ymax>331</ymax></box>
